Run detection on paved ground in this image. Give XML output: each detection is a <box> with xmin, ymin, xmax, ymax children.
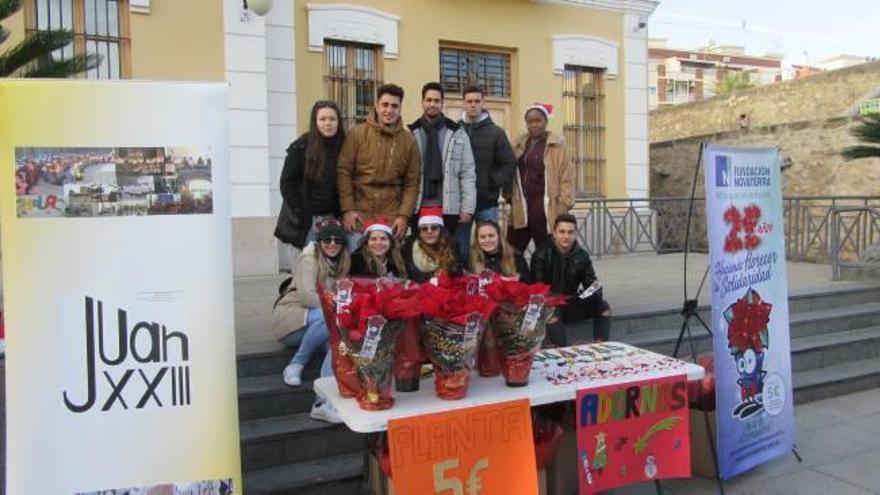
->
<box><xmin>613</xmin><ymin>388</ymin><xmax>880</xmax><ymax>495</ymax></box>
<box><xmin>233</xmin><ymin>253</ymin><xmax>878</xmax><ymax>354</ymax></box>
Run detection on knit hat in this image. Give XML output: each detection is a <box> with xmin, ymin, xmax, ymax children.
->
<box><xmin>363</xmin><ymin>217</ymin><xmax>393</xmax><ymax>236</ymax></box>
<box><xmin>524</xmin><ymin>102</ymin><xmax>554</xmax><ymax>120</ymax></box>
<box><xmin>315</xmin><ymin>217</ymin><xmax>345</xmax><ymax>241</ymax></box>
<box><xmin>418</xmin><ymin>205</ymin><xmax>444</xmax><ymax>227</ymax></box>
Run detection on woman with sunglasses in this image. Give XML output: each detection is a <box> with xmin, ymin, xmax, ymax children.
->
<box><xmin>275</xmin><ymin>101</ymin><xmax>346</xmax><ymax>266</ymax></box>
<box><xmin>402</xmin><ymin>205</ymin><xmax>462</xmax><ymax>283</ymax></box>
<box><xmin>468</xmin><ymin>220</ymin><xmax>530</xmax><ymax>281</ymax></box>
<box><xmin>350</xmin><ymin>218</ymin><xmax>408</xmax><ymax>278</ymax></box>
<box><xmin>272</xmin><ymin>218</ymin><xmax>350</xmax><ymax>422</ymax></box>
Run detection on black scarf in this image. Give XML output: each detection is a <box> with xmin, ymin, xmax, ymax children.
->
<box><xmin>420</xmin><ymin>114</ymin><xmax>445</xmax><ymax>201</ymax></box>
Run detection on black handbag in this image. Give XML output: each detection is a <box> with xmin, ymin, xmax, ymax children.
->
<box><xmin>274</xmin><ymin>202</ymin><xmax>308</xmax><ymax>248</ymax></box>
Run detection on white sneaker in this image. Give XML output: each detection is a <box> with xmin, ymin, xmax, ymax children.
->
<box><xmin>310</xmin><ymin>399</ymin><xmax>344</xmax><ymax>424</ymax></box>
<box><xmin>282</xmin><ymin>363</ymin><xmax>304</xmax><ymax>387</ymax></box>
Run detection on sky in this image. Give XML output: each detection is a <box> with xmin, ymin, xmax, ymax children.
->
<box><xmin>649</xmin><ymin>0</ymin><xmax>879</xmax><ymax>65</ymax></box>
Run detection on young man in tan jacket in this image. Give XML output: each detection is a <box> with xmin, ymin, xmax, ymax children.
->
<box><xmin>337</xmin><ymin>84</ymin><xmax>422</xmax><ymax>249</ymax></box>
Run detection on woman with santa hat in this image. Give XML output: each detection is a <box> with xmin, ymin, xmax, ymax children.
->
<box><xmin>507</xmin><ymin>102</ymin><xmax>575</xmax><ymax>253</ymax></box>
<box><xmin>402</xmin><ymin>205</ymin><xmax>462</xmax><ymax>283</ymax></box>
<box><xmin>350</xmin><ymin>217</ymin><xmax>408</xmax><ymax>278</ymax></box>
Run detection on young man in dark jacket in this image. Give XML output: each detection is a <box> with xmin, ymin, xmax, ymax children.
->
<box><xmin>456</xmin><ymin>85</ymin><xmax>516</xmax><ymax>259</ymax></box>
<box><xmin>531</xmin><ymin>213</ymin><xmax>611</xmax><ymax>346</ymax></box>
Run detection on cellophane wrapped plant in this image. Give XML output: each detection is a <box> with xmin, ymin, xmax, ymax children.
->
<box><xmin>484</xmin><ymin>277</ymin><xmax>567</xmax><ymax>386</ymax></box>
<box><xmin>419</xmin><ymin>273</ymin><xmax>497</xmax><ymax>400</ymax></box>
<box><xmin>320</xmin><ymin>277</ymin><xmax>421</xmax><ymax>410</ymax></box>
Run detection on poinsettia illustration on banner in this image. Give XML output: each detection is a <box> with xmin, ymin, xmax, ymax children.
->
<box><xmin>723</xmin><ymin>288</ymin><xmax>772</xmax><ymax>419</ymax></box>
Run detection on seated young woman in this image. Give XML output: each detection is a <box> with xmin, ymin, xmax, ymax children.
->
<box><xmin>349</xmin><ymin>218</ymin><xmax>408</xmax><ymax>279</ymax></box>
<box><xmin>468</xmin><ymin>219</ymin><xmax>531</xmax><ymax>281</ymax></box>
<box><xmin>272</xmin><ymin>218</ymin><xmax>349</xmax><ymax>423</ymax></box>
<box><xmin>402</xmin><ymin>205</ymin><xmax>462</xmax><ymax>284</ymax></box>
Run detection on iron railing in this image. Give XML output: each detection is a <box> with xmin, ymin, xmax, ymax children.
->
<box><xmin>566</xmin><ymin>196</ymin><xmax>880</xmax><ymax>265</ymax></box>
<box><xmin>830</xmin><ymin>206</ymin><xmax>880</xmax><ymax>280</ymax></box>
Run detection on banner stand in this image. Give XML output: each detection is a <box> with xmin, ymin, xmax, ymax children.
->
<box><xmin>667</xmin><ymin>142</ymin><xmax>804</xmax><ymax>495</ymax></box>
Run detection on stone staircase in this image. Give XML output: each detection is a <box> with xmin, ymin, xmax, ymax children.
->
<box><xmin>238</xmin><ymin>284</ymin><xmax>880</xmax><ymax>494</ymax></box>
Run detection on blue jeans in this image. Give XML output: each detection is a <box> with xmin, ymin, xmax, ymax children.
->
<box><xmin>455</xmin><ymin>206</ymin><xmax>499</xmax><ymax>263</ymax></box>
<box><xmin>282</xmin><ymin>307</ymin><xmax>332</xmax><ymax>377</ymax></box>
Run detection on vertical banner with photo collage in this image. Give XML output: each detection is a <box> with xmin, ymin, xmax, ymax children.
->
<box><xmin>0</xmin><ymin>80</ymin><xmax>240</xmax><ymax>494</ymax></box>
<box><xmin>703</xmin><ymin>143</ymin><xmax>795</xmax><ymax>479</ymax></box>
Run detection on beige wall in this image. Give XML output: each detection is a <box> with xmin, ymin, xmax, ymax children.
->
<box><xmin>129</xmin><ymin>0</ymin><xmax>225</xmax><ymax>81</ymax></box>
<box><xmin>295</xmin><ymin>0</ymin><xmax>631</xmax><ymax>197</ymax></box>
<box><xmin>0</xmin><ymin>1</ymin><xmax>225</xmax><ymax>81</ymax></box>
<box><xmin>650</xmin><ymin>61</ymin><xmax>880</xmax><ymax>143</ymax></box>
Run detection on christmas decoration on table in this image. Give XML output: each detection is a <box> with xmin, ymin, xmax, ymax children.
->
<box><xmin>320</xmin><ymin>277</ymin><xmax>422</xmax><ymax>410</ymax></box>
<box><xmin>532</xmin><ymin>343</ymin><xmax>692</xmax><ymax>386</ymax></box>
<box><xmin>483</xmin><ymin>276</ymin><xmax>567</xmax><ymax>386</ymax></box>
<box><xmin>419</xmin><ymin>273</ymin><xmax>497</xmax><ymax>400</ymax></box>
<box><xmin>724</xmin><ymin>287</ymin><xmax>772</xmax><ymax>419</ymax></box>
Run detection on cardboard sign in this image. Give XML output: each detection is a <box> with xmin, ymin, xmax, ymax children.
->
<box><xmin>389</xmin><ymin>399</ymin><xmax>537</xmax><ymax>495</ymax></box>
<box><xmin>576</xmin><ymin>374</ymin><xmax>691</xmax><ymax>494</ymax></box>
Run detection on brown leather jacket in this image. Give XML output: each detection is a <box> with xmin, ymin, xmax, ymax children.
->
<box><xmin>337</xmin><ymin>110</ymin><xmax>422</xmax><ymax>220</ymax></box>
<box><xmin>509</xmin><ymin>131</ymin><xmax>575</xmax><ymax>230</ymax></box>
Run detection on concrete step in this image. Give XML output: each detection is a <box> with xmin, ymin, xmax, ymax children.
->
<box><xmin>234</xmin><ymin>286</ymin><xmax>880</xmax><ymax>380</ymax></box>
<box><xmin>240</xmin><ymin>412</ymin><xmax>366</xmax><ymax>471</ymax></box>
<box><xmin>794</xmin><ymin>357</ymin><xmax>880</xmax><ymax>404</ymax></box>
<box><xmin>790</xmin><ymin>326</ymin><xmax>880</xmax><ymax>372</ymax></box>
<box><xmin>610</xmin><ymin>286</ymin><xmax>880</xmax><ymax>337</ymax></box>
<box><xmin>243</xmin><ymin>452</ymin><xmax>366</xmax><ymax>495</ymax></box>
<box><xmin>594</xmin><ymin>301</ymin><xmax>880</xmax><ymax>357</ymax></box>
<box><xmin>239</xmin><ymin>374</ymin><xmax>318</xmax><ymax>420</ymax></box>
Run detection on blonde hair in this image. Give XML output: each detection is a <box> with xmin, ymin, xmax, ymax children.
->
<box><xmin>469</xmin><ymin>220</ymin><xmax>517</xmax><ymax>276</ymax></box>
<box><xmin>316</xmin><ymin>241</ymin><xmax>351</xmax><ymax>285</ymax></box>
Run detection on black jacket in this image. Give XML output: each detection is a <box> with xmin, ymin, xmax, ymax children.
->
<box><xmin>479</xmin><ymin>251</ymin><xmax>532</xmax><ymax>282</ymax></box>
<box><xmin>530</xmin><ymin>241</ymin><xmax>599</xmax><ymax>298</ymax></box>
<box><xmin>461</xmin><ymin>113</ymin><xmax>516</xmax><ymax>209</ymax></box>
<box><xmin>275</xmin><ymin>135</ymin><xmax>341</xmax><ymax>248</ymax></box>
<box><xmin>350</xmin><ymin>248</ymin><xmax>406</xmax><ymax>279</ymax></box>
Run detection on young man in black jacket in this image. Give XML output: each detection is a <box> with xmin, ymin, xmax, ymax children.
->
<box><xmin>456</xmin><ymin>85</ymin><xmax>516</xmax><ymax>260</ymax></box>
<box><xmin>531</xmin><ymin>213</ymin><xmax>612</xmax><ymax>346</ymax></box>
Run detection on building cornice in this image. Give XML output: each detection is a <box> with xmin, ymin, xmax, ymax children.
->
<box><xmin>533</xmin><ymin>0</ymin><xmax>659</xmax><ymax>15</ymax></box>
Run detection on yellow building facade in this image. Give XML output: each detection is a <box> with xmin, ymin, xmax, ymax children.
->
<box><xmin>2</xmin><ymin>0</ymin><xmax>658</xmax><ymax>276</ymax></box>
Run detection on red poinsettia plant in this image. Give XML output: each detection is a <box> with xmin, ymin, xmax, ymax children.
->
<box><xmin>724</xmin><ymin>288</ymin><xmax>772</xmax><ymax>353</ymax></box>
<box><xmin>482</xmin><ymin>274</ymin><xmax>568</xmax><ymax>386</ymax></box>
<box><xmin>325</xmin><ymin>277</ymin><xmax>422</xmax><ymax>410</ymax></box>
<box><xmin>420</xmin><ymin>272</ymin><xmax>497</xmax><ymax>324</ymax></box>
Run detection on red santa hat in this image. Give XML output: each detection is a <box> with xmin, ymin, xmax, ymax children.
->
<box><xmin>418</xmin><ymin>205</ymin><xmax>444</xmax><ymax>227</ymax></box>
<box><xmin>363</xmin><ymin>217</ymin><xmax>393</xmax><ymax>236</ymax></box>
<box><xmin>524</xmin><ymin>102</ymin><xmax>554</xmax><ymax>120</ymax></box>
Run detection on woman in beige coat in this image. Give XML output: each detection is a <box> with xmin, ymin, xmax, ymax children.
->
<box><xmin>272</xmin><ymin>218</ymin><xmax>350</xmax><ymax>422</ymax></box>
<box><xmin>507</xmin><ymin>103</ymin><xmax>575</xmax><ymax>252</ymax></box>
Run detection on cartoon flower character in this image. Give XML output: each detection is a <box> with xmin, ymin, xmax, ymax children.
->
<box><xmin>724</xmin><ymin>288</ymin><xmax>772</xmax><ymax>419</ymax></box>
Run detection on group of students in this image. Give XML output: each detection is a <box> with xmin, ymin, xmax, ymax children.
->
<box><xmin>272</xmin><ymin>81</ymin><xmax>612</xmax><ymax>424</ymax></box>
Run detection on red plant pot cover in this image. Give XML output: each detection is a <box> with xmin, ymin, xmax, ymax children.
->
<box><xmin>393</xmin><ymin>318</ymin><xmax>425</xmax><ymax>391</ymax></box>
<box><xmin>356</xmin><ymin>371</ymin><xmax>395</xmax><ymax>410</ymax></box>
<box><xmin>477</xmin><ymin>325</ymin><xmax>503</xmax><ymax>377</ymax></box>
<box><xmin>433</xmin><ymin>366</ymin><xmax>471</xmax><ymax>400</ymax></box>
<box><xmin>502</xmin><ymin>351</ymin><xmax>535</xmax><ymax>387</ymax></box>
<box><xmin>319</xmin><ymin>289</ymin><xmax>360</xmax><ymax>398</ymax></box>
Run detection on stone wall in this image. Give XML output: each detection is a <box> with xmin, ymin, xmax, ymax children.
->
<box><xmin>650</xmin><ymin>61</ymin><xmax>880</xmax><ymax>143</ymax></box>
<box><xmin>651</xmin><ymin>117</ymin><xmax>880</xmax><ymax>198</ymax></box>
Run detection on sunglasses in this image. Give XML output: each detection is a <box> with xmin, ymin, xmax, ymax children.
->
<box><xmin>419</xmin><ymin>225</ymin><xmax>440</xmax><ymax>232</ymax></box>
<box><xmin>320</xmin><ymin>237</ymin><xmax>343</xmax><ymax>245</ymax></box>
